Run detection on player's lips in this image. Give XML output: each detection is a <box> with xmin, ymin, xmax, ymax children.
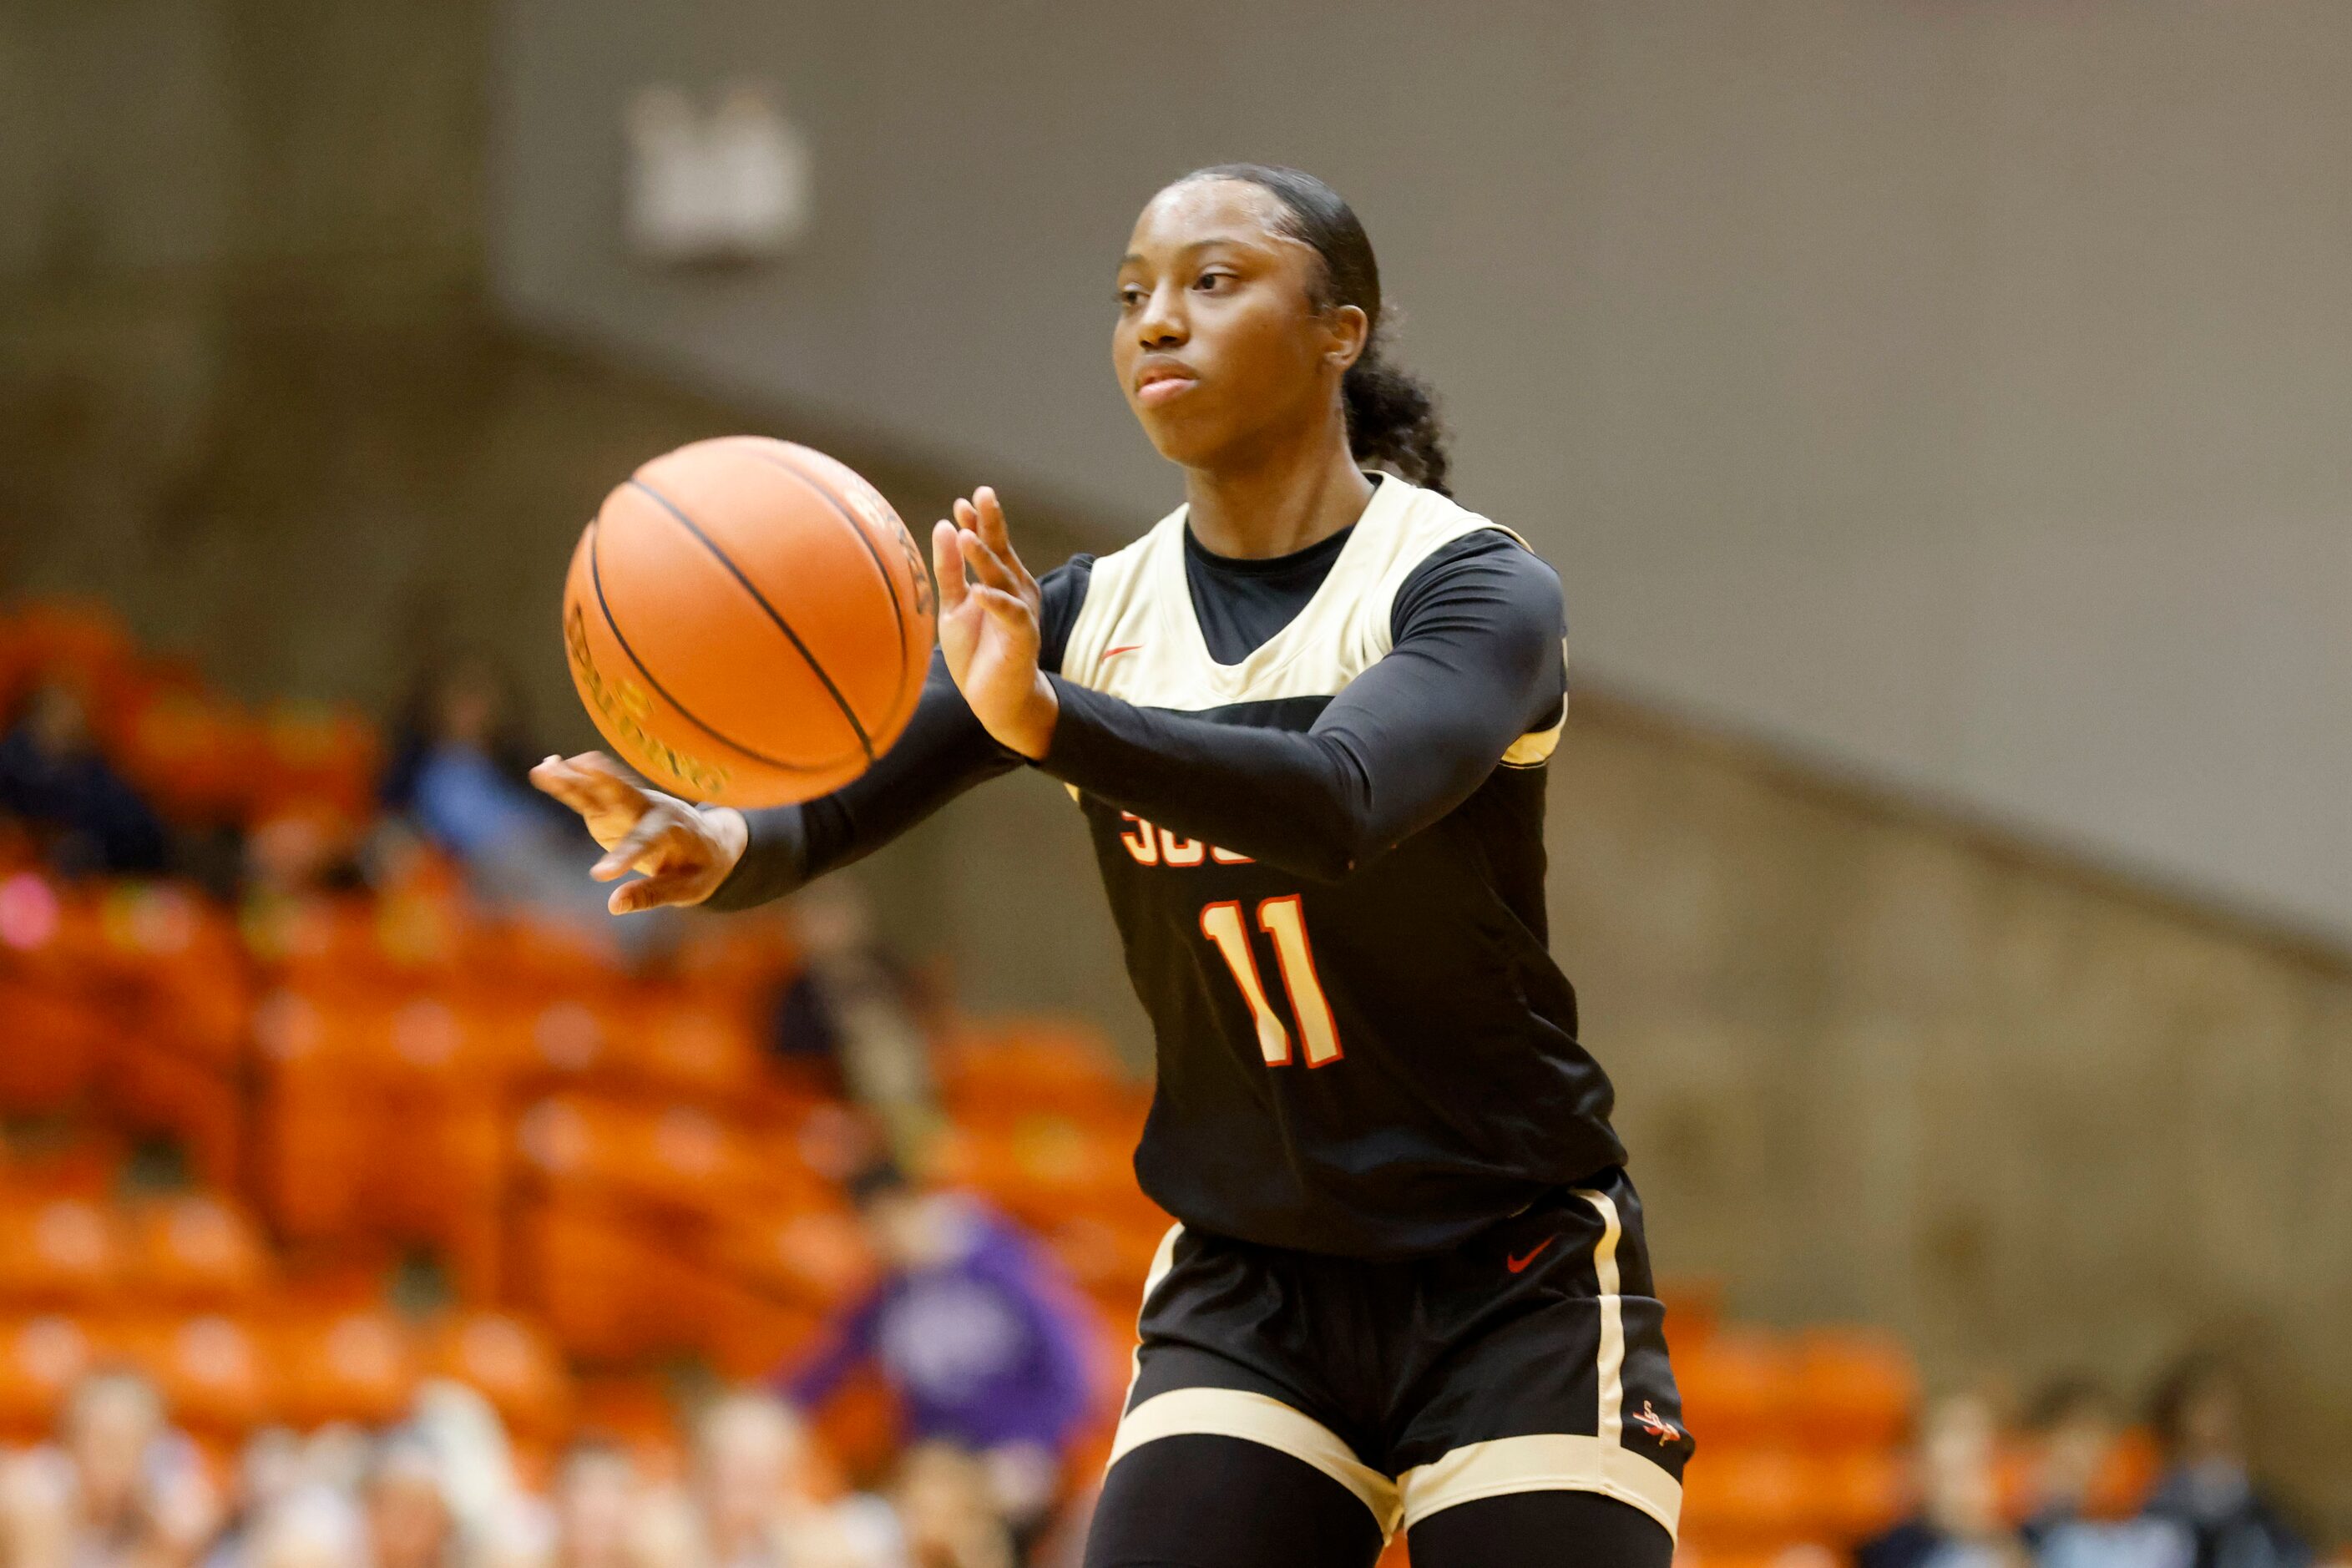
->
<box><xmin>1134</xmin><ymin>360</ymin><xmax>1200</xmax><ymax>407</ymax></box>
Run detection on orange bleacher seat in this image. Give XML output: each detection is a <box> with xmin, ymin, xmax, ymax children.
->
<box><xmin>516</xmin><ymin>1094</ymin><xmax>775</xmax><ymax>1219</ymax></box>
<box><xmin>120</xmin><ymin>688</ymin><xmax>256</xmax><ymax>825</ymax></box>
<box><xmin>625</xmin><ymin>993</ymin><xmax>763</xmax><ymax>1101</ymax></box>
<box><xmin>1677</xmin><ymin>1446</ymin><xmax>1815</xmax><ymax>1549</ymax></box>
<box><xmin>5</xmin><ymin>601</ymin><xmax>137</xmax><ymax>709</ymax></box>
<box><xmin>251</xmin><ymin>703</ymin><xmax>379</xmax><ymax>823</ymax></box>
<box><xmin>91</xmin><ymin>883</ymin><xmax>250</xmax><ymax>1070</ymax></box>
<box><xmin>1677</xmin><ymin>1329</ymin><xmax>1800</xmax><ymax>1449</ymax></box>
<box><xmin>1658</xmin><ymin>1277</ymin><xmax>1726</xmax><ymax>1350</ymax></box>
<box><xmin>513</xmin><ymin>1202</ymin><xmax>645</xmax><ymax>1363</ymax></box>
<box><xmin>0</xmin><ymin>1197</ymin><xmax>128</xmax><ymax>1309</ymax></box>
<box><xmin>2086</xmin><ymin>1426</ymin><xmax>2160</xmax><ymax>1519</ymax></box>
<box><xmin>1787</xmin><ymin>1328</ymin><xmax>1916</xmax><ymax>1449</ymax></box>
<box><xmin>931</xmin><ymin>1114</ymin><xmax>1161</xmax><ymax>1235</ymax></box>
<box><xmin>1809</xmin><ymin>1444</ymin><xmax>1909</xmax><ymax>1542</ymax></box>
<box><xmin>513</xmin><ymin>1199</ymin><xmax>822</xmax><ymax>1375</ymax></box>
<box><xmin>272</xmin><ymin>1310</ymin><xmax>417</xmax><ymax>1429</ymax></box>
<box><xmin>574</xmin><ymin>1373</ymin><xmax>685</xmax><ymax>1480</ymax></box>
<box><xmin>0</xmin><ymin>1317</ymin><xmax>98</xmax><ymax>1437</ymax></box>
<box><xmin>255</xmin><ymin>892</ymin><xmax>468</xmax><ymax>991</ymax></box>
<box><xmin>253</xmin><ymin>989</ymin><xmax>512</xmax><ymax>1297</ymax></box>
<box><xmin>707</xmin><ymin>1206</ymin><xmax>878</xmax><ymax>1313</ymax></box>
<box><xmin>428</xmin><ymin>1313</ymin><xmax>574</xmax><ymax>1441</ymax></box>
<box><xmin>940</xmin><ymin>1020</ymin><xmax>1143</xmax><ymax>1123</ymax></box>
<box><xmin>670</xmin><ymin>916</ymin><xmax>800</xmax><ymax>1009</ymax></box>
<box><xmin>0</xmin><ymin>978</ymin><xmax>106</xmax><ymax>1110</ymax></box>
<box><xmin>503</xmin><ymin>988</ymin><xmax>763</xmax><ymax>1105</ymax></box>
<box><xmin>1042</xmin><ymin>1213</ymin><xmax>1172</xmax><ymax>1311</ymax></box>
<box><xmin>104</xmin><ymin>1044</ymin><xmax>243</xmax><ymax>1194</ymax></box>
<box><xmin>810</xmin><ymin>1367</ymin><xmax>902</xmax><ymax>1486</ymax></box>
<box><xmin>473</xmin><ymin>912</ymin><xmax>629</xmax><ymax>999</ymax></box>
<box><xmin>127</xmin><ymin>1196</ymin><xmax>270</xmax><ymax>1310</ymax></box>
<box><xmin>124</xmin><ymin>1316</ymin><xmax>272</xmax><ymax>1435</ymax></box>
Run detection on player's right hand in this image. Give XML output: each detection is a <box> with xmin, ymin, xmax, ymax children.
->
<box><xmin>529</xmin><ymin>751</ymin><xmax>749</xmax><ymax>913</ymax></box>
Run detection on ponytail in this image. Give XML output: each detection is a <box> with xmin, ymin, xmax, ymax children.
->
<box><xmin>1178</xmin><ymin>162</ymin><xmax>1455</xmax><ymax>496</ymax></box>
<box><xmin>1343</xmin><ymin>345</ymin><xmax>1449</xmax><ymax>496</ymax></box>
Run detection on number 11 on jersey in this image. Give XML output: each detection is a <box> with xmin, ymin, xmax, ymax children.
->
<box><xmin>1199</xmin><ymin>896</ymin><xmax>1344</xmax><ymax>1068</ymax></box>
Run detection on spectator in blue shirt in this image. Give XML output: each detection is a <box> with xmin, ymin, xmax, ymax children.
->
<box><xmin>780</xmin><ymin>1161</ymin><xmax>1101</xmax><ymax>1545</ymax></box>
<box><xmin>382</xmin><ymin>655</ymin><xmax>669</xmax><ymax>953</ymax></box>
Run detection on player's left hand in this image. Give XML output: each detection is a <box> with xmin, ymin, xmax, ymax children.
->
<box><xmin>933</xmin><ymin>485</ymin><xmax>1059</xmax><ymax>758</ymax></box>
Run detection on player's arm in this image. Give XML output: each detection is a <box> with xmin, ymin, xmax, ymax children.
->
<box><xmin>533</xmin><ymin>536</ymin><xmax>1091</xmax><ymax>913</ymax></box>
<box><xmin>939</xmin><ymin>494</ymin><xmax>1563</xmax><ymax>883</ymax></box>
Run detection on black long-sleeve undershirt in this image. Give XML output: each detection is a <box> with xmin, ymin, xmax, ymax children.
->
<box><xmin>705</xmin><ymin>528</ymin><xmax>1563</xmax><ymax>907</ymax></box>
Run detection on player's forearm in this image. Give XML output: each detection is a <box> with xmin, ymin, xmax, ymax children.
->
<box><xmin>1039</xmin><ymin>610</ymin><xmax>1557</xmax><ymax>881</ymax></box>
<box><xmin>1038</xmin><ymin>679</ymin><xmax>1409</xmax><ymax>882</ymax></box>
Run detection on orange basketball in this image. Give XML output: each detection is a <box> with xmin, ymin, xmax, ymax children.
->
<box><xmin>560</xmin><ymin>437</ymin><xmax>936</xmax><ymax>807</ymax></box>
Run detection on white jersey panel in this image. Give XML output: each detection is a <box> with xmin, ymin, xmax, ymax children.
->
<box><xmin>1059</xmin><ymin>476</ymin><xmax>1530</xmax><ymax>713</ymax></box>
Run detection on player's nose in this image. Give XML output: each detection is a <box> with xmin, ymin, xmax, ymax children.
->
<box><xmin>1135</xmin><ymin>280</ymin><xmax>1188</xmax><ymax>349</ymax></box>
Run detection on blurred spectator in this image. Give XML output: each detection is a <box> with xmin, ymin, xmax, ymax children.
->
<box><xmin>887</xmin><ymin>1445</ymin><xmax>1009</xmax><ymax>1568</ymax></box>
<box><xmin>0</xmin><ymin>683</ymin><xmax>168</xmax><ymax>877</ymax></box>
<box><xmin>2141</xmin><ymin>1355</ymin><xmax>2311</xmax><ymax>1568</ymax></box>
<box><xmin>618</xmin><ymin>1485</ymin><xmax>704</xmax><ymax>1568</ymax></box>
<box><xmin>380</xmin><ymin>655</ymin><xmax>660</xmax><ymax>951</ymax></box>
<box><xmin>362</xmin><ymin>1436</ymin><xmax>455</xmax><ymax>1568</ymax></box>
<box><xmin>0</xmin><ymin>1369</ymin><xmax>221</xmax><ymax>1568</ymax></box>
<box><xmin>242</xmin><ymin>1489</ymin><xmax>362</xmax><ymax>1568</ymax></box>
<box><xmin>2023</xmin><ymin>1377</ymin><xmax>2189</xmax><ymax>1568</ymax></box>
<box><xmin>552</xmin><ymin>1443</ymin><xmax>637</xmax><ymax>1568</ymax></box>
<box><xmin>1858</xmin><ymin>1393</ymin><xmax>2030</xmax><ymax>1568</ymax></box>
<box><xmin>772</xmin><ymin>883</ymin><xmax>941</xmax><ymax>1166</ymax></box>
<box><xmin>780</xmin><ymin>1163</ymin><xmax>1095</xmax><ymax>1547</ymax></box>
<box><xmin>199</xmin><ymin>1429</ymin><xmax>306</xmax><ymax>1568</ymax></box>
<box><xmin>2021</xmin><ymin>1378</ymin><xmax>2122</xmax><ymax>1545</ymax></box>
<box><xmin>690</xmin><ymin>1392</ymin><xmax>898</xmax><ymax>1568</ymax></box>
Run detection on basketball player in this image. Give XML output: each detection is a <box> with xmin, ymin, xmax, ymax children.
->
<box><xmin>534</xmin><ymin>164</ymin><xmax>1691</xmax><ymax>1568</ymax></box>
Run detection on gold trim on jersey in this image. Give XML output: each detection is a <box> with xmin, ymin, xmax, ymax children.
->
<box><xmin>1058</xmin><ymin>476</ymin><xmax>1562</xmax><ymax>766</ymax></box>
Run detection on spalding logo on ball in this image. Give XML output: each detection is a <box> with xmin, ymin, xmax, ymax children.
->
<box><xmin>561</xmin><ymin>436</ymin><xmax>938</xmax><ymax>807</ymax></box>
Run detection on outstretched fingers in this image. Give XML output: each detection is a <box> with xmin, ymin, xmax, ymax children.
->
<box><xmin>609</xmin><ymin>872</ymin><xmax>695</xmax><ymax>914</ymax></box>
<box><xmin>532</xmin><ymin>752</ymin><xmax>636</xmax><ymax>815</ymax></box>
<box><xmin>957</xmin><ymin>527</ymin><xmax>1024</xmax><ymax>597</ymax></box>
<box><xmin>933</xmin><ymin>519</ymin><xmax>971</xmax><ymax>612</ymax></box>
<box><xmin>590</xmin><ymin>812</ymin><xmax>670</xmax><ymax>881</ymax></box>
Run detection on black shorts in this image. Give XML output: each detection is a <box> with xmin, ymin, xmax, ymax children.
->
<box><xmin>1105</xmin><ymin>1169</ymin><xmax>1692</xmax><ymax>1548</ymax></box>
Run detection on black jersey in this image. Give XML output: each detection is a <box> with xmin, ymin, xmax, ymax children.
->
<box><xmin>709</xmin><ymin>473</ymin><xmax>1626</xmax><ymax>1258</ymax></box>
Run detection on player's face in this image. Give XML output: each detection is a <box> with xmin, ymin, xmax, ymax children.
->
<box><xmin>1113</xmin><ymin>180</ymin><xmax>1357</xmax><ymax>470</ymax></box>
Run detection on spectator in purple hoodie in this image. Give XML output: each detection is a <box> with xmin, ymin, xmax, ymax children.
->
<box><xmin>779</xmin><ymin>1160</ymin><xmax>1101</xmax><ymax>1545</ymax></box>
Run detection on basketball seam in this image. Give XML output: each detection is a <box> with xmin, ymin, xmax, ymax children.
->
<box><xmin>625</xmin><ymin>478</ymin><xmax>877</xmax><ymax>763</ymax></box>
<box><xmin>741</xmin><ymin>444</ymin><xmax>917</xmax><ymax>731</ymax></box>
<box><xmin>586</xmin><ymin>518</ymin><xmax>854</xmax><ymax>778</ymax></box>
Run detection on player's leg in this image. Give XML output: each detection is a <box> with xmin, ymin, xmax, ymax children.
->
<box><xmin>1082</xmin><ymin>1434</ymin><xmax>1386</xmax><ymax>1568</ymax></box>
<box><xmin>1405</xmin><ymin>1489</ymin><xmax>1675</xmax><ymax>1568</ymax></box>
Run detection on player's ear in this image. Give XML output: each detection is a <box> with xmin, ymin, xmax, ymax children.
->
<box><xmin>1324</xmin><ymin>302</ymin><xmax>1370</xmax><ymax>373</ymax></box>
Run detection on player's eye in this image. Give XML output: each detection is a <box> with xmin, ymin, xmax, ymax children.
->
<box><xmin>1115</xmin><ymin>284</ymin><xmax>1146</xmax><ymax>309</ymax></box>
<box><xmin>1194</xmin><ymin>270</ymin><xmax>1234</xmax><ymax>292</ymax></box>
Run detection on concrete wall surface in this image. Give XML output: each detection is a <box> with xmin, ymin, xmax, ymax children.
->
<box><xmin>491</xmin><ymin>0</ymin><xmax>2352</xmax><ymax>943</ymax></box>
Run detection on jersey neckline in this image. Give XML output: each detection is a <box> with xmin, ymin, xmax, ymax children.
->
<box><xmin>1157</xmin><ymin>473</ymin><xmax>1411</xmax><ymax>700</ymax></box>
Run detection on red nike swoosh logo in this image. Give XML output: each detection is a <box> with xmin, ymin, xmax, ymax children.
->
<box><xmin>1102</xmin><ymin>644</ymin><xmax>1144</xmax><ymax>660</ymax></box>
<box><xmin>1505</xmin><ymin>1238</ymin><xmax>1555</xmax><ymax>1273</ymax></box>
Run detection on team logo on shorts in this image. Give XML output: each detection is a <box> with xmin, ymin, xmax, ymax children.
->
<box><xmin>1634</xmin><ymin>1400</ymin><xmax>1682</xmax><ymax>1447</ymax></box>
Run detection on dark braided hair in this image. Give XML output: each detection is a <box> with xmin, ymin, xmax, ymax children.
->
<box><xmin>1176</xmin><ymin>163</ymin><xmax>1452</xmax><ymax>496</ymax></box>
